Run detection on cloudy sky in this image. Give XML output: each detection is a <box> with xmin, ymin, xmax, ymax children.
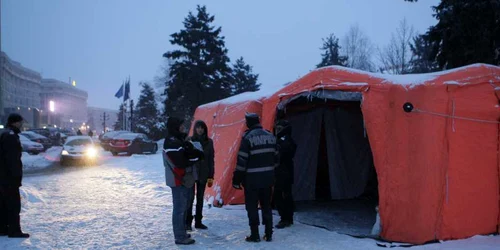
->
<box><xmin>2</xmin><ymin>0</ymin><xmax>440</xmax><ymax>110</ymax></box>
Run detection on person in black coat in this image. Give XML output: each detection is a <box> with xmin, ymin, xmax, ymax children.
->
<box><xmin>163</xmin><ymin>117</ymin><xmax>204</xmax><ymax>245</ymax></box>
<box><xmin>233</xmin><ymin>113</ymin><xmax>278</xmax><ymax>242</ymax></box>
<box><xmin>0</xmin><ymin>113</ymin><xmax>30</xmax><ymax>238</ymax></box>
<box><xmin>186</xmin><ymin>120</ymin><xmax>215</xmax><ymax>230</ymax></box>
<box><xmin>273</xmin><ymin>119</ymin><xmax>297</xmax><ymax>229</ymax></box>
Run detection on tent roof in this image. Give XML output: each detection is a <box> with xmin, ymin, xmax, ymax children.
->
<box><xmin>199</xmin><ymin>63</ymin><xmax>500</xmax><ymax>109</ymax></box>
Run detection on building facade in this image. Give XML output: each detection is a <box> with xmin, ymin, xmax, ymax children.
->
<box><xmin>40</xmin><ymin>79</ymin><xmax>88</xmax><ymax>130</ymax></box>
<box><xmin>0</xmin><ymin>52</ymin><xmax>43</xmax><ymax>128</ymax></box>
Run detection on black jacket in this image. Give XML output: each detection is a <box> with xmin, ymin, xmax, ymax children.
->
<box><xmin>232</xmin><ymin>125</ymin><xmax>278</xmax><ymax>189</ymax></box>
<box><xmin>191</xmin><ymin>120</ymin><xmax>215</xmax><ymax>182</ymax></box>
<box><xmin>275</xmin><ymin>125</ymin><xmax>297</xmax><ymax>187</ymax></box>
<box><xmin>0</xmin><ymin>126</ymin><xmax>23</xmax><ymax>187</ymax></box>
<box><xmin>163</xmin><ymin>129</ymin><xmax>204</xmax><ymax>187</ymax></box>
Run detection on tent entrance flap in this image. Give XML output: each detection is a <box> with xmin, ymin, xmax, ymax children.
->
<box><xmin>277</xmin><ymin>90</ymin><xmax>379</xmax><ymax>236</ymax></box>
<box><xmin>278</xmin><ymin>90</ymin><xmax>377</xmax><ymax>202</ymax></box>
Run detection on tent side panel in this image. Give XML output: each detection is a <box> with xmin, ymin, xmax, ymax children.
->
<box><xmin>362</xmin><ymin>85</ymin><xmax>447</xmax><ymax>244</ymax></box>
<box><xmin>439</xmin><ymin>84</ymin><xmax>500</xmax><ymax>239</ymax></box>
<box><xmin>196</xmin><ymin>101</ymin><xmax>263</xmax><ymax>206</ymax></box>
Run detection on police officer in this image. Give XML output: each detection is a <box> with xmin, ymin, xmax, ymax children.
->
<box><xmin>0</xmin><ymin>113</ymin><xmax>30</xmax><ymax>238</ymax></box>
<box><xmin>273</xmin><ymin>119</ymin><xmax>297</xmax><ymax>229</ymax></box>
<box><xmin>232</xmin><ymin>113</ymin><xmax>278</xmax><ymax>242</ymax></box>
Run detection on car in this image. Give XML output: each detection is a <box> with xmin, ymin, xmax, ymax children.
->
<box><xmin>109</xmin><ymin>133</ymin><xmax>158</xmax><ymax>156</ymax></box>
<box><xmin>59</xmin><ymin>129</ymin><xmax>76</xmax><ymax>137</ymax></box>
<box><xmin>29</xmin><ymin>128</ymin><xmax>63</xmax><ymax>146</ymax></box>
<box><xmin>19</xmin><ymin>134</ymin><xmax>45</xmax><ymax>155</ymax></box>
<box><xmin>20</xmin><ymin>131</ymin><xmax>52</xmax><ymax>150</ymax></box>
<box><xmin>99</xmin><ymin>130</ymin><xmax>128</xmax><ymax>151</ymax></box>
<box><xmin>29</xmin><ymin>128</ymin><xmax>51</xmax><ymax>138</ymax></box>
<box><xmin>60</xmin><ymin>136</ymin><xmax>99</xmax><ymax>166</ymax></box>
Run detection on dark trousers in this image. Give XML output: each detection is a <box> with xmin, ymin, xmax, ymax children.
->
<box><xmin>244</xmin><ymin>186</ymin><xmax>273</xmax><ymax>227</ymax></box>
<box><xmin>186</xmin><ymin>181</ymin><xmax>207</xmax><ymax>223</ymax></box>
<box><xmin>274</xmin><ymin>184</ymin><xmax>294</xmax><ymax>222</ymax></box>
<box><xmin>0</xmin><ymin>186</ymin><xmax>21</xmax><ymax>234</ymax></box>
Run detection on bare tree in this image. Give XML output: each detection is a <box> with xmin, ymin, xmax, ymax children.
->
<box><xmin>378</xmin><ymin>19</ymin><xmax>415</xmax><ymax>74</ymax></box>
<box><xmin>341</xmin><ymin>24</ymin><xmax>375</xmax><ymax>72</ymax></box>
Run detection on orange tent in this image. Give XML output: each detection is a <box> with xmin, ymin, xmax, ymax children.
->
<box><xmin>192</xmin><ymin>64</ymin><xmax>500</xmax><ymax>244</ymax></box>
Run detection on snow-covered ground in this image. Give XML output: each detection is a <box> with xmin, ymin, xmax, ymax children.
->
<box><xmin>1</xmin><ymin>151</ymin><xmax>499</xmax><ymax>249</ymax></box>
<box><xmin>21</xmin><ymin>147</ymin><xmax>62</xmax><ymax>174</ymax></box>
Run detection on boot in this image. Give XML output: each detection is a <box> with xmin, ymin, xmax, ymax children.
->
<box><xmin>245</xmin><ymin>225</ymin><xmax>260</xmax><ymax>242</ymax></box>
<box><xmin>175</xmin><ymin>238</ymin><xmax>195</xmax><ymax>245</ymax></box>
<box><xmin>275</xmin><ymin>220</ymin><xmax>292</xmax><ymax>229</ymax></box>
<box><xmin>194</xmin><ymin>215</ymin><xmax>208</xmax><ymax>230</ymax></box>
<box><xmin>0</xmin><ymin>226</ymin><xmax>7</xmax><ymax>236</ymax></box>
<box><xmin>263</xmin><ymin>223</ymin><xmax>273</xmax><ymax>242</ymax></box>
<box><xmin>8</xmin><ymin>231</ymin><xmax>30</xmax><ymax>238</ymax></box>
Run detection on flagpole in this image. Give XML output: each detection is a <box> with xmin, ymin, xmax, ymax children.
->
<box><xmin>122</xmin><ymin>80</ymin><xmax>126</xmax><ymax>131</ymax></box>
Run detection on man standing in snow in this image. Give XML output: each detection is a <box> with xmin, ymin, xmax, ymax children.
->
<box><xmin>186</xmin><ymin>120</ymin><xmax>215</xmax><ymax>231</ymax></box>
<box><xmin>0</xmin><ymin>113</ymin><xmax>30</xmax><ymax>238</ymax></box>
<box><xmin>233</xmin><ymin>113</ymin><xmax>277</xmax><ymax>242</ymax></box>
<box><xmin>273</xmin><ymin>119</ymin><xmax>297</xmax><ymax>229</ymax></box>
<box><xmin>163</xmin><ymin>117</ymin><xmax>204</xmax><ymax>245</ymax></box>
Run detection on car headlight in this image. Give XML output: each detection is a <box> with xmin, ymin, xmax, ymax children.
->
<box><xmin>62</xmin><ymin>150</ymin><xmax>69</xmax><ymax>155</ymax></box>
<box><xmin>86</xmin><ymin>147</ymin><xmax>98</xmax><ymax>158</ymax></box>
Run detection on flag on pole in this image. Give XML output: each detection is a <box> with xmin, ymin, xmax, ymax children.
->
<box><xmin>115</xmin><ymin>84</ymin><xmax>124</xmax><ymax>99</ymax></box>
<box><xmin>124</xmin><ymin>80</ymin><xmax>130</xmax><ymax>101</ymax></box>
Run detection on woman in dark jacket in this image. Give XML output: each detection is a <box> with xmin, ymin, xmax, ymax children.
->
<box><xmin>186</xmin><ymin>120</ymin><xmax>215</xmax><ymax>230</ymax></box>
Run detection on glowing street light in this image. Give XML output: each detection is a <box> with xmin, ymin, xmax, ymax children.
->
<box><xmin>72</xmin><ymin>80</ymin><xmax>76</xmax><ymax>87</ymax></box>
<box><xmin>70</xmin><ymin>119</ymin><xmax>73</xmax><ymax>123</ymax></box>
<box><xmin>49</xmin><ymin>100</ymin><xmax>55</xmax><ymax>112</ymax></box>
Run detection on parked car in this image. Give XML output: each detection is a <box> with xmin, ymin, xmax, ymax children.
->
<box><xmin>60</xmin><ymin>136</ymin><xmax>99</xmax><ymax>166</ymax></box>
<box><xmin>99</xmin><ymin>130</ymin><xmax>128</xmax><ymax>151</ymax></box>
<box><xmin>60</xmin><ymin>129</ymin><xmax>76</xmax><ymax>137</ymax></box>
<box><xmin>20</xmin><ymin>131</ymin><xmax>52</xmax><ymax>150</ymax></box>
<box><xmin>29</xmin><ymin>128</ymin><xmax>51</xmax><ymax>138</ymax></box>
<box><xmin>19</xmin><ymin>134</ymin><xmax>45</xmax><ymax>155</ymax></box>
<box><xmin>109</xmin><ymin>133</ymin><xmax>158</xmax><ymax>156</ymax></box>
<box><xmin>29</xmin><ymin>128</ymin><xmax>69</xmax><ymax>146</ymax></box>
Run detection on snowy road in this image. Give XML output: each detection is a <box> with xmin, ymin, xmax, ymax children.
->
<box><xmin>0</xmin><ymin>151</ymin><xmax>499</xmax><ymax>249</ymax></box>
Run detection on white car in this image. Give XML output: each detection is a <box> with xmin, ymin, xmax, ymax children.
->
<box><xmin>19</xmin><ymin>134</ymin><xmax>44</xmax><ymax>155</ymax></box>
<box><xmin>60</xmin><ymin>136</ymin><xmax>99</xmax><ymax>166</ymax></box>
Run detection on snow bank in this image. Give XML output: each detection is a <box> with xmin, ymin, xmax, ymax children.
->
<box><xmin>22</xmin><ymin>147</ymin><xmax>62</xmax><ymax>173</ymax></box>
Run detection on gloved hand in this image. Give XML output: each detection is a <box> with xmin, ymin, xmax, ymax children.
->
<box><xmin>207</xmin><ymin>178</ymin><xmax>214</xmax><ymax>188</ymax></box>
<box><xmin>232</xmin><ymin>184</ymin><xmax>242</xmax><ymax>190</ymax></box>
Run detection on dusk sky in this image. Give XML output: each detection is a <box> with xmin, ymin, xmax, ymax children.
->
<box><xmin>2</xmin><ymin>0</ymin><xmax>440</xmax><ymax>110</ymax></box>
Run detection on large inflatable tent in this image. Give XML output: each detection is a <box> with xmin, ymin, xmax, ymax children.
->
<box><xmin>191</xmin><ymin>64</ymin><xmax>500</xmax><ymax>244</ymax></box>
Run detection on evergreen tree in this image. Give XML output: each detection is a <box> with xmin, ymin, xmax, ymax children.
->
<box><xmin>425</xmin><ymin>0</ymin><xmax>500</xmax><ymax>69</ymax></box>
<box><xmin>409</xmin><ymin>35</ymin><xmax>439</xmax><ymax>73</ymax></box>
<box><xmin>317</xmin><ymin>34</ymin><xmax>348</xmax><ymax>68</ymax></box>
<box><xmin>163</xmin><ymin>5</ymin><xmax>232</xmax><ymax>121</ymax></box>
<box><xmin>135</xmin><ymin>82</ymin><xmax>163</xmax><ymax>140</ymax></box>
<box><xmin>231</xmin><ymin>57</ymin><xmax>261</xmax><ymax>95</ymax></box>
<box><xmin>114</xmin><ymin>103</ymin><xmax>126</xmax><ymax>131</ymax></box>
